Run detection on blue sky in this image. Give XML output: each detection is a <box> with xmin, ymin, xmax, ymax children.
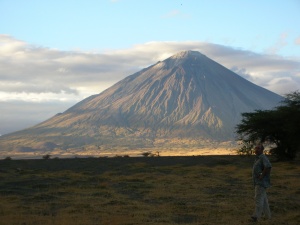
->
<box><xmin>0</xmin><ymin>0</ymin><xmax>300</xmax><ymax>135</ymax></box>
<box><xmin>1</xmin><ymin>0</ymin><xmax>299</xmax><ymax>55</ymax></box>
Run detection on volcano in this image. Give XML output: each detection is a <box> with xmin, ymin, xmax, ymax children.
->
<box><xmin>0</xmin><ymin>51</ymin><xmax>283</xmax><ymax>155</ymax></box>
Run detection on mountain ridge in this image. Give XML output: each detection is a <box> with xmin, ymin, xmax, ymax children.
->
<box><xmin>0</xmin><ymin>50</ymin><xmax>283</xmax><ymax>155</ymax></box>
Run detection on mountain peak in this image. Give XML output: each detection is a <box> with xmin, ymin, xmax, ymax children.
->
<box><xmin>0</xmin><ymin>50</ymin><xmax>283</xmax><ymax>155</ymax></box>
<box><xmin>170</xmin><ymin>50</ymin><xmax>206</xmax><ymax>59</ymax></box>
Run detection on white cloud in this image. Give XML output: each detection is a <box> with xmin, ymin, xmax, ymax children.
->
<box><xmin>265</xmin><ymin>77</ymin><xmax>300</xmax><ymax>95</ymax></box>
<box><xmin>1</xmin><ymin>35</ymin><xmax>300</xmax><ymax>134</ymax></box>
<box><xmin>0</xmin><ymin>35</ymin><xmax>137</xmax><ymax>100</ymax></box>
<box><xmin>1</xmin><ymin>35</ymin><xmax>299</xmax><ymax>98</ymax></box>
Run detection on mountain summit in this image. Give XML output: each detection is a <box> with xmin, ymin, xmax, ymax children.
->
<box><xmin>0</xmin><ymin>50</ymin><xmax>283</xmax><ymax>154</ymax></box>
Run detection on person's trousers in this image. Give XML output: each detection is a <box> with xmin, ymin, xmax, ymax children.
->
<box><xmin>253</xmin><ymin>185</ymin><xmax>271</xmax><ymax>219</ymax></box>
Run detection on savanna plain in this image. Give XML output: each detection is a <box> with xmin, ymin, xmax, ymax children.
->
<box><xmin>0</xmin><ymin>155</ymin><xmax>299</xmax><ymax>225</ymax></box>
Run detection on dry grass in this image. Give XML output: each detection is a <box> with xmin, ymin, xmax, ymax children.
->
<box><xmin>0</xmin><ymin>156</ymin><xmax>299</xmax><ymax>225</ymax></box>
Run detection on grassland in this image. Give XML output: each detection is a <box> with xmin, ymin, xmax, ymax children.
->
<box><xmin>0</xmin><ymin>156</ymin><xmax>299</xmax><ymax>225</ymax></box>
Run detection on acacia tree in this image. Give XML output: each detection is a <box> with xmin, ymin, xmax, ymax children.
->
<box><xmin>236</xmin><ymin>91</ymin><xmax>300</xmax><ymax>160</ymax></box>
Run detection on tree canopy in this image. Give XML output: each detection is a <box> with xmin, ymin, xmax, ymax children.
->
<box><xmin>236</xmin><ymin>91</ymin><xmax>300</xmax><ymax>160</ymax></box>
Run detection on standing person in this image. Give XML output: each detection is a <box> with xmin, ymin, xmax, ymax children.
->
<box><xmin>251</xmin><ymin>144</ymin><xmax>272</xmax><ymax>222</ymax></box>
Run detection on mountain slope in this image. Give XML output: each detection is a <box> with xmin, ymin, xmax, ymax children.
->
<box><xmin>0</xmin><ymin>51</ymin><xmax>283</xmax><ymax>153</ymax></box>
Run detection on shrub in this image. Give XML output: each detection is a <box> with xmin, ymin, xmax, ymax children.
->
<box><xmin>141</xmin><ymin>152</ymin><xmax>151</xmax><ymax>157</ymax></box>
<box><xmin>42</xmin><ymin>154</ymin><xmax>51</xmax><ymax>160</ymax></box>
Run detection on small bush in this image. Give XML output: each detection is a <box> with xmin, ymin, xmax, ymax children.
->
<box><xmin>141</xmin><ymin>152</ymin><xmax>151</xmax><ymax>157</ymax></box>
<box><xmin>42</xmin><ymin>154</ymin><xmax>51</xmax><ymax>160</ymax></box>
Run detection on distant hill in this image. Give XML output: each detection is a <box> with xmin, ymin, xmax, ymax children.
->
<box><xmin>0</xmin><ymin>51</ymin><xmax>283</xmax><ymax>156</ymax></box>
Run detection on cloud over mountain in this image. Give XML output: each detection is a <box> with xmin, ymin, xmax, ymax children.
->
<box><xmin>1</xmin><ymin>35</ymin><xmax>299</xmax><ymax>100</ymax></box>
<box><xmin>0</xmin><ymin>35</ymin><xmax>299</xmax><ymax>135</ymax></box>
<box><xmin>0</xmin><ymin>51</ymin><xmax>284</xmax><ymax>155</ymax></box>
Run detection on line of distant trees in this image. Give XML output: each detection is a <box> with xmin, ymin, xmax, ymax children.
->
<box><xmin>236</xmin><ymin>91</ymin><xmax>300</xmax><ymax>160</ymax></box>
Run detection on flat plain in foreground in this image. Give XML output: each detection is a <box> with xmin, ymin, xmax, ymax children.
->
<box><xmin>0</xmin><ymin>155</ymin><xmax>299</xmax><ymax>225</ymax></box>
